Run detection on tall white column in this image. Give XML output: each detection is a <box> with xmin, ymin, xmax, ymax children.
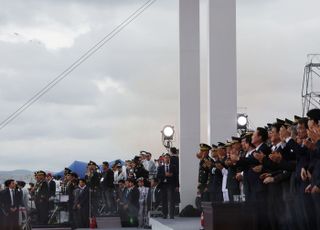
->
<box><xmin>179</xmin><ymin>0</ymin><xmax>200</xmax><ymax>209</ymax></box>
<box><xmin>208</xmin><ymin>0</ymin><xmax>237</xmax><ymax>143</ymax></box>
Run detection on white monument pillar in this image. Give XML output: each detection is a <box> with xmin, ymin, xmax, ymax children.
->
<box><xmin>179</xmin><ymin>0</ymin><xmax>201</xmax><ymax>209</ymax></box>
<box><xmin>179</xmin><ymin>0</ymin><xmax>237</xmax><ymax>209</ymax></box>
<box><xmin>208</xmin><ymin>0</ymin><xmax>237</xmax><ymax>143</ymax></box>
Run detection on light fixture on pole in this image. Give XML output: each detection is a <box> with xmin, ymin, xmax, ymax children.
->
<box><xmin>237</xmin><ymin>114</ymin><xmax>248</xmax><ymax>132</ymax></box>
<box><xmin>161</xmin><ymin>125</ymin><xmax>175</xmax><ymax>150</ymax></box>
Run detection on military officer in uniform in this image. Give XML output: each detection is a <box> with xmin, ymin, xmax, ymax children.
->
<box><xmin>207</xmin><ymin>144</ymin><xmax>224</xmax><ymax>202</ymax></box>
<box><xmin>34</xmin><ymin>171</ymin><xmax>49</xmax><ymax>224</ymax></box>
<box><xmin>197</xmin><ymin>143</ymin><xmax>212</xmax><ymax>202</ymax></box>
<box><xmin>66</xmin><ymin>171</ymin><xmax>78</xmax><ymax>228</ymax></box>
<box><xmin>85</xmin><ymin>161</ymin><xmax>101</xmax><ymax>217</ymax></box>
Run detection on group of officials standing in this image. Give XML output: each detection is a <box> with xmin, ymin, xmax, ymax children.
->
<box><xmin>62</xmin><ymin>150</ymin><xmax>179</xmax><ymax>228</ymax></box>
<box><xmin>197</xmin><ymin>108</ymin><xmax>320</xmax><ymax>230</ymax></box>
<box><xmin>0</xmin><ymin>149</ymin><xmax>179</xmax><ymax>229</ymax></box>
<box><xmin>0</xmin><ymin>171</ymin><xmax>55</xmax><ymax>230</ymax></box>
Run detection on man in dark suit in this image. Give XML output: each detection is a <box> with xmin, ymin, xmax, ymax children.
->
<box><xmin>34</xmin><ymin>171</ymin><xmax>49</xmax><ymax>225</ymax></box>
<box><xmin>117</xmin><ymin>179</ymin><xmax>128</xmax><ymax>226</ymax></box>
<box><xmin>46</xmin><ymin>173</ymin><xmax>56</xmax><ymax>212</ymax></box>
<box><xmin>157</xmin><ymin>153</ymin><xmax>179</xmax><ymax>219</ymax></box>
<box><xmin>235</xmin><ymin>127</ymin><xmax>271</xmax><ymax>201</ymax></box>
<box><xmin>100</xmin><ymin>161</ymin><xmax>115</xmax><ymax>214</ymax></box>
<box><xmin>1</xmin><ymin>179</ymin><xmax>20</xmax><ymax>230</ymax></box>
<box><xmin>230</xmin><ymin>127</ymin><xmax>271</xmax><ymax>230</ymax></box>
<box><xmin>150</xmin><ymin>178</ymin><xmax>161</xmax><ymax>210</ymax></box>
<box><xmin>73</xmin><ymin>179</ymin><xmax>89</xmax><ymax>228</ymax></box>
<box><xmin>123</xmin><ymin>178</ymin><xmax>139</xmax><ymax>227</ymax></box>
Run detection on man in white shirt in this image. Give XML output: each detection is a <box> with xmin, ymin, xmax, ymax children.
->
<box><xmin>137</xmin><ymin>177</ymin><xmax>150</xmax><ymax>228</ymax></box>
<box><xmin>143</xmin><ymin>152</ymin><xmax>156</xmax><ymax>177</ymax></box>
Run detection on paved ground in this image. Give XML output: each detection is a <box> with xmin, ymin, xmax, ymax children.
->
<box><xmin>150</xmin><ymin>217</ymin><xmax>200</xmax><ymax>230</ymax></box>
<box><xmin>33</xmin><ymin>216</ymin><xmax>200</xmax><ymax>230</ymax></box>
<box><xmin>76</xmin><ymin>216</ymin><xmax>200</xmax><ymax>230</ymax></box>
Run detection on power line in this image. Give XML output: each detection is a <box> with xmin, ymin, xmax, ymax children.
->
<box><xmin>0</xmin><ymin>0</ymin><xmax>157</xmax><ymax>131</ymax></box>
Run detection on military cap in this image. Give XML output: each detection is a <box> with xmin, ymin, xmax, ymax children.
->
<box><xmin>285</xmin><ymin>118</ymin><xmax>294</xmax><ymax>126</ymax></box>
<box><xmin>37</xmin><ymin>170</ymin><xmax>46</xmax><ymax>176</ymax></box>
<box><xmin>265</xmin><ymin>123</ymin><xmax>272</xmax><ymax>131</ymax></box>
<box><xmin>137</xmin><ymin>177</ymin><xmax>144</xmax><ymax>182</ymax></box>
<box><xmin>241</xmin><ymin>131</ymin><xmax>254</xmax><ymax>139</ymax></box>
<box><xmin>307</xmin><ymin>109</ymin><xmax>320</xmax><ymax>122</ymax></box>
<box><xmin>88</xmin><ymin>160</ymin><xmax>97</xmax><ymax>166</ymax></box>
<box><xmin>271</xmin><ymin>122</ymin><xmax>282</xmax><ymax>131</ymax></box>
<box><xmin>140</xmin><ymin>151</ymin><xmax>147</xmax><ymax>155</ymax></box>
<box><xmin>276</xmin><ymin>118</ymin><xmax>285</xmax><ymax>125</ymax></box>
<box><xmin>217</xmin><ymin>142</ymin><xmax>226</xmax><ymax>148</ymax></box>
<box><xmin>102</xmin><ymin>161</ymin><xmax>109</xmax><ymax>166</ymax></box>
<box><xmin>163</xmin><ymin>153</ymin><xmax>171</xmax><ymax>157</ymax></box>
<box><xmin>70</xmin><ymin>172</ymin><xmax>78</xmax><ymax>178</ymax></box>
<box><xmin>64</xmin><ymin>168</ymin><xmax>72</xmax><ymax>174</ymax></box>
<box><xmin>65</xmin><ymin>171</ymin><xmax>73</xmax><ymax>176</ymax></box>
<box><xmin>212</xmin><ymin>144</ymin><xmax>218</xmax><ymax>149</ymax></box>
<box><xmin>276</xmin><ymin>119</ymin><xmax>289</xmax><ymax>128</ymax></box>
<box><xmin>199</xmin><ymin>143</ymin><xmax>212</xmax><ymax>151</ymax></box>
<box><xmin>231</xmin><ymin>136</ymin><xmax>241</xmax><ymax>142</ymax></box>
<box><xmin>294</xmin><ymin>115</ymin><xmax>302</xmax><ymax>123</ymax></box>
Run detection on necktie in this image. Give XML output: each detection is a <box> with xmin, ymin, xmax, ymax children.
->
<box><xmin>166</xmin><ymin>165</ymin><xmax>169</xmax><ymax>173</ymax></box>
<box><xmin>152</xmin><ymin>188</ymin><xmax>156</xmax><ymax>202</ymax></box>
<box><xmin>10</xmin><ymin>189</ymin><xmax>14</xmax><ymax>206</ymax></box>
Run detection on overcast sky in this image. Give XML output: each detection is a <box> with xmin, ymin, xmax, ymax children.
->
<box><xmin>0</xmin><ymin>0</ymin><xmax>319</xmax><ymax>171</ymax></box>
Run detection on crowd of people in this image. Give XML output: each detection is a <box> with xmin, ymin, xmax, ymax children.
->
<box><xmin>0</xmin><ymin>149</ymin><xmax>180</xmax><ymax>229</ymax></box>
<box><xmin>2</xmin><ymin>108</ymin><xmax>320</xmax><ymax>230</ymax></box>
<box><xmin>196</xmin><ymin>108</ymin><xmax>320</xmax><ymax>230</ymax></box>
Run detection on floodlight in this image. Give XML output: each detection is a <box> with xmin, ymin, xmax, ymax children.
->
<box><xmin>237</xmin><ymin>115</ymin><xmax>248</xmax><ymax>126</ymax></box>
<box><xmin>162</xmin><ymin>125</ymin><xmax>174</xmax><ymax>139</ymax></box>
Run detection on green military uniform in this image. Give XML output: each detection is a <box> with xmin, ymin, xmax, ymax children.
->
<box><xmin>197</xmin><ymin>143</ymin><xmax>212</xmax><ymax>201</ymax></box>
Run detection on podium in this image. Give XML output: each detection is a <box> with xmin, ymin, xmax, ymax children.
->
<box><xmin>202</xmin><ymin>201</ymin><xmax>256</xmax><ymax>230</ymax></box>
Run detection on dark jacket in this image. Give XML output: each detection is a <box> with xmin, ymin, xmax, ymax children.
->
<box><xmin>0</xmin><ymin>188</ymin><xmax>20</xmax><ymax>213</ymax></box>
<box><xmin>126</xmin><ymin>187</ymin><xmax>140</xmax><ymax>216</ymax></box>
<box><xmin>48</xmin><ymin>180</ymin><xmax>56</xmax><ymax>197</ymax></box>
<box><xmin>157</xmin><ymin>164</ymin><xmax>179</xmax><ymax>188</ymax></box>
<box><xmin>101</xmin><ymin>169</ymin><xmax>115</xmax><ymax>189</ymax></box>
<box><xmin>74</xmin><ymin>186</ymin><xmax>89</xmax><ymax>210</ymax></box>
<box><xmin>35</xmin><ymin>180</ymin><xmax>49</xmax><ymax>204</ymax></box>
<box><xmin>149</xmin><ymin>185</ymin><xmax>161</xmax><ymax>209</ymax></box>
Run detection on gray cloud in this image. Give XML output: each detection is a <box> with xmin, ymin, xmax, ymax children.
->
<box><xmin>0</xmin><ymin>0</ymin><xmax>318</xmax><ymax>171</ymax></box>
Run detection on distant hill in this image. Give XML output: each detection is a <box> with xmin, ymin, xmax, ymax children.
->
<box><xmin>0</xmin><ymin>169</ymin><xmax>35</xmax><ymax>185</ymax></box>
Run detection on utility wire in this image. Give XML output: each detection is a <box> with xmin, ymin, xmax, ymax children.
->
<box><xmin>0</xmin><ymin>0</ymin><xmax>157</xmax><ymax>131</ymax></box>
